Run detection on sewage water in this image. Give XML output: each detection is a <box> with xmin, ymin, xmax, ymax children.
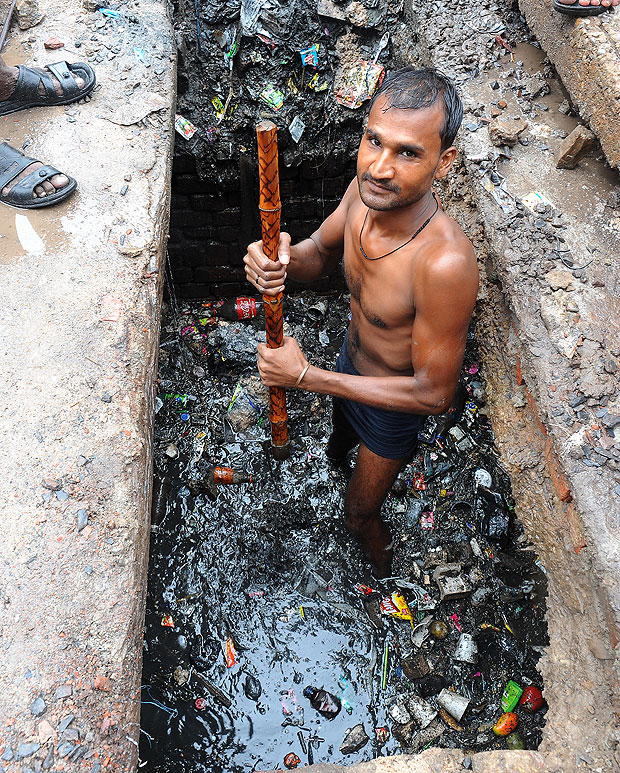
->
<box><xmin>140</xmin><ymin>291</ymin><xmax>548</xmax><ymax>771</ymax></box>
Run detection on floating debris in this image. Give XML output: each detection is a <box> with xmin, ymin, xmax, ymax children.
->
<box><xmin>141</xmin><ymin>292</ymin><xmax>548</xmax><ymax>769</ymax></box>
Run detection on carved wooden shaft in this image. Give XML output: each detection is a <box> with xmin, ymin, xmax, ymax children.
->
<box><xmin>256</xmin><ymin>120</ymin><xmax>289</xmax><ymax>456</ymax></box>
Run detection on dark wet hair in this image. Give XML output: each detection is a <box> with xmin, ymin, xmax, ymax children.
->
<box><xmin>369</xmin><ymin>67</ymin><xmax>463</xmax><ymax>152</ymax></box>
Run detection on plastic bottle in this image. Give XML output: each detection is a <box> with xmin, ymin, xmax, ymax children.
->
<box><xmin>188</xmin><ymin>467</ymin><xmax>253</xmax><ymax>500</ymax></box>
<box><xmin>151</xmin><ymin>475</ymin><xmax>171</xmax><ymax>526</ymax></box>
<box><xmin>213</xmin><ymin>466</ymin><xmax>253</xmax><ymax>484</ymax></box>
<box><xmin>303</xmin><ymin>686</ymin><xmax>341</xmax><ymax>719</ymax></box>
<box><xmin>189</xmin><ymin>466</ymin><xmax>253</xmax><ymax>490</ymax></box>
<box><xmin>201</xmin><ymin>297</ymin><xmax>262</xmax><ymax>321</ymax></box>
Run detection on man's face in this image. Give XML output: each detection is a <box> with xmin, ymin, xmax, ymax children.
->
<box><xmin>357</xmin><ymin>95</ymin><xmax>448</xmax><ymax>211</ymax></box>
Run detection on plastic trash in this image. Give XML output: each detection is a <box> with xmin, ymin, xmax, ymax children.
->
<box><xmin>244</xmin><ymin>674</ymin><xmax>262</xmax><ymax>701</ymax></box>
<box><xmin>505</xmin><ymin>731</ymin><xmax>526</xmax><ymax>750</ymax></box>
<box><xmin>453</xmin><ymin>633</ymin><xmax>478</xmax><ymax>664</ymax></box>
<box><xmin>174</xmin><ymin>113</ymin><xmax>198</xmax><ymax>140</ymax></box>
<box><xmin>518</xmin><ymin>685</ymin><xmax>544</xmax><ymax>712</ymax></box>
<box><xmin>474</xmin><ymin>468</ymin><xmax>492</xmax><ymax>488</ymax></box>
<box><xmin>335</xmin><ymin>61</ymin><xmax>384</xmax><ymax>109</ymax></box>
<box><xmin>289</xmin><ymin>116</ymin><xmax>305</xmax><ymax>143</ymax></box>
<box><xmin>284</xmin><ymin>752</ymin><xmax>301</xmax><ymax>769</ymax></box>
<box><xmin>188</xmin><ymin>467</ymin><xmax>253</xmax><ymax>499</ymax></box>
<box><xmin>260</xmin><ymin>85</ymin><xmax>284</xmax><ymax>110</ymax></box>
<box><xmin>436</xmin><ymin>689</ymin><xmax>470</xmax><ymax>721</ymax></box>
<box><xmin>477</xmin><ymin>486</ymin><xmax>511</xmax><ymax>544</ymax></box>
<box><xmin>300</xmin><ymin>43</ymin><xmax>318</xmax><ymax>66</ymax></box>
<box><xmin>201</xmin><ymin>297</ymin><xmax>261</xmax><ymax>321</ymax></box>
<box><xmin>303</xmin><ymin>686</ymin><xmax>341</xmax><ymax>719</ymax></box>
<box><xmin>501</xmin><ymin>680</ymin><xmax>523</xmax><ymax>712</ymax></box>
<box><xmin>380</xmin><ymin>592</ymin><xmax>414</xmax><ymax>624</ymax></box>
<box><xmin>225</xmin><ymin>637</ymin><xmax>237</xmax><ymax>667</ymax></box>
<box><xmin>493</xmin><ymin>712</ymin><xmax>519</xmax><ymax>736</ymax></box>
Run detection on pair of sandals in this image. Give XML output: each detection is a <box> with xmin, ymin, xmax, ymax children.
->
<box><xmin>553</xmin><ymin>0</ymin><xmax>617</xmax><ymax>14</ymax></box>
<box><xmin>0</xmin><ymin>60</ymin><xmax>96</xmax><ymax>209</ymax></box>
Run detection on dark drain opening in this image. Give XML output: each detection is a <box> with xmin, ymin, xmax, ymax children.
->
<box><xmin>167</xmin><ymin>150</ymin><xmax>353</xmax><ymax>300</ymax></box>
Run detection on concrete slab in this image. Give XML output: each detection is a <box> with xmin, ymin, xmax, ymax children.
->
<box><xmin>0</xmin><ymin>0</ymin><xmax>174</xmax><ymax>768</ymax></box>
<box><xmin>517</xmin><ymin>0</ymin><xmax>620</xmax><ymax>170</ymax></box>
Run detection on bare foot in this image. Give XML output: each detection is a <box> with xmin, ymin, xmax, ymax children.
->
<box><xmin>345</xmin><ymin>514</ymin><xmax>393</xmax><ymax>578</ymax></box>
<box><xmin>1</xmin><ymin>160</ymin><xmax>70</xmax><ymax>200</ymax></box>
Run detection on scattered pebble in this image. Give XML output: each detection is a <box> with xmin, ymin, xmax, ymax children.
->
<box><xmin>77</xmin><ymin>509</ymin><xmax>89</xmax><ymax>531</ymax></box>
<box><xmin>57</xmin><ymin>741</ymin><xmax>75</xmax><ymax>758</ymax></box>
<box><xmin>54</xmin><ymin>684</ymin><xmax>72</xmax><ymax>700</ymax></box>
<box><xmin>44</xmin><ymin>36</ymin><xmax>64</xmax><ymax>49</ymax></box>
<box><xmin>58</xmin><ymin>715</ymin><xmax>75</xmax><ymax>733</ymax></box>
<box><xmin>16</xmin><ymin>743</ymin><xmax>41</xmax><ymax>759</ymax></box>
<box><xmin>29</xmin><ymin>696</ymin><xmax>46</xmax><ymax>716</ymax></box>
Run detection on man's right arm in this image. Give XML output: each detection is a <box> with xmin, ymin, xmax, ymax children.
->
<box><xmin>244</xmin><ymin>178</ymin><xmax>356</xmax><ymax>295</ymax></box>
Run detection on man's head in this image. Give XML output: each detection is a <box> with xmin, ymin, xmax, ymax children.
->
<box><xmin>369</xmin><ymin>67</ymin><xmax>463</xmax><ymax>152</ymax></box>
<box><xmin>357</xmin><ymin>67</ymin><xmax>463</xmax><ymax>211</ymax></box>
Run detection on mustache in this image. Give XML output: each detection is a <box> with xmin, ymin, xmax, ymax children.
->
<box><xmin>361</xmin><ymin>172</ymin><xmax>399</xmax><ymax>193</ymax></box>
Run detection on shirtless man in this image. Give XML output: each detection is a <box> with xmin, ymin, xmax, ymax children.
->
<box><xmin>244</xmin><ymin>67</ymin><xmax>478</xmax><ymax>577</ymax></box>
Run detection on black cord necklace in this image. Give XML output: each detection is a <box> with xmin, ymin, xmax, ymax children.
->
<box><xmin>359</xmin><ymin>192</ymin><xmax>439</xmax><ymax>261</ymax></box>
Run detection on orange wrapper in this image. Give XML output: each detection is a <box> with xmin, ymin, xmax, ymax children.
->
<box><xmin>161</xmin><ymin>614</ymin><xmax>174</xmax><ymax>628</ymax></box>
<box><xmin>225</xmin><ymin>637</ymin><xmax>238</xmax><ymax>668</ymax></box>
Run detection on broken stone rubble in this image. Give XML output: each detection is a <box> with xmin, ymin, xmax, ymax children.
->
<box><xmin>555</xmin><ymin>124</ymin><xmax>596</xmax><ymax>170</ymax></box>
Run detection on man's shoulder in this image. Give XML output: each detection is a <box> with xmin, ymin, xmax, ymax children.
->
<box><xmin>413</xmin><ymin>215</ymin><xmax>478</xmax><ymax>300</ymax></box>
<box><xmin>417</xmin><ymin>213</ymin><xmax>476</xmax><ymax>276</ymax></box>
<box><xmin>342</xmin><ymin>177</ymin><xmax>361</xmax><ymax>209</ymax></box>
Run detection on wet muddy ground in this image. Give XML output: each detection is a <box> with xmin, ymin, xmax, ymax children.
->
<box><xmin>140</xmin><ymin>291</ymin><xmax>548</xmax><ymax>771</ymax></box>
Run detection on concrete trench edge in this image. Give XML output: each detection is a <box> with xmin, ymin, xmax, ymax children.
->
<box><xmin>1</xmin><ymin>0</ymin><xmax>619</xmax><ymax>768</ymax></box>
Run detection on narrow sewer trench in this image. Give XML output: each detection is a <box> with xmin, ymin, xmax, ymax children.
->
<box><xmin>139</xmin><ymin>182</ymin><xmax>549</xmax><ymax>771</ymax></box>
<box><xmin>138</xmin><ymin>0</ymin><xmax>563</xmax><ymax>768</ymax></box>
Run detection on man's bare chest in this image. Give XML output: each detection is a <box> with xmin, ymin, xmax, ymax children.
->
<box><xmin>343</xmin><ymin>230</ymin><xmax>415</xmax><ymax>330</ymax></box>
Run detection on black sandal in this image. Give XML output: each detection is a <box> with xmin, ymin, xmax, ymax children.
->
<box><xmin>553</xmin><ymin>0</ymin><xmax>612</xmax><ymax>15</ymax></box>
<box><xmin>0</xmin><ymin>142</ymin><xmax>76</xmax><ymax>209</ymax></box>
<box><xmin>0</xmin><ymin>61</ymin><xmax>96</xmax><ymax>117</ymax></box>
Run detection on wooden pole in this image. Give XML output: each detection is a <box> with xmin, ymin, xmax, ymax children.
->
<box><xmin>256</xmin><ymin>120</ymin><xmax>290</xmax><ymax>460</ymax></box>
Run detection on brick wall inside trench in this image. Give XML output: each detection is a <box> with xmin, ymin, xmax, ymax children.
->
<box><xmin>168</xmin><ymin>150</ymin><xmax>356</xmax><ymax>298</ymax></box>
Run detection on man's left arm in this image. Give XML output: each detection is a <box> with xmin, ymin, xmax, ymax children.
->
<box><xmin>257</xmin><ymin>250</ymin><xmax>478</xmax><ymax>415</ymax></box>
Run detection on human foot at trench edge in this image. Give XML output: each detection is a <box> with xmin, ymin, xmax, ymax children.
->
<box><xmin>0</xmin><ymin>60</ymin><xmax>95</xmax><ymax>205</ymax></box>
<box><xmin>554</xmin><ymin>0</ymin><xmax>618</xmax><ymax>16</ymax></box>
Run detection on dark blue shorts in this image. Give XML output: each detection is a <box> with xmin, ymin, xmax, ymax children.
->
<box><xmin>334</xmin><ymin>337</ymin><xmax>425</xmax><ymax>459</ymax></box>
